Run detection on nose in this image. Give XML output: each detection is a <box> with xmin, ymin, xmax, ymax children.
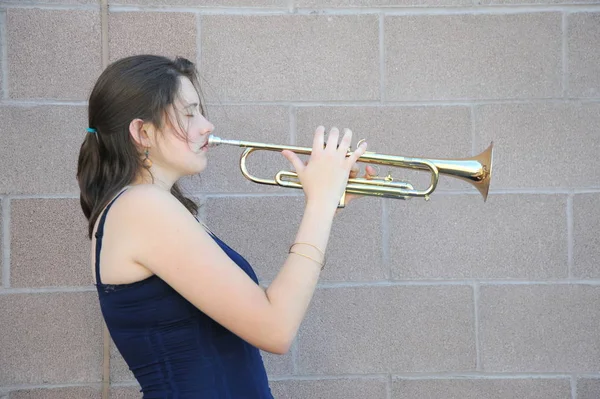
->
<box><xmin>200</xmin><ymin>115</ymin><xmax>214</xmax><ymax>133</ymax></box>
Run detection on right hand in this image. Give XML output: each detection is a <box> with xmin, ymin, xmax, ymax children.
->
<box><xmin>281</xmin><ymin>126</ymin><xmax>368</xmax><ymax>210</ymax></box>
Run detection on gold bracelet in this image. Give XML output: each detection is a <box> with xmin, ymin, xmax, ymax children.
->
<box><xmin>289</xmin><ymin>242</ymin><xmax>325</xmax><ymax>257</ymax></box>
<box><xmin>289</xmin><ymin>242</ymin><xmax>326</xmax><ymax>269</ymax></box>
<box><xmin>289</xmin><ymin>250</ymin><xmax>325</xmax><ymax>270</ymax></box>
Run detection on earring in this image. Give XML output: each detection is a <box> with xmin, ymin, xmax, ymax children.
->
<box><xmin>143</xmin><ymin>148</ymin><xmax>153</xmax><ymax>168</ymax></box>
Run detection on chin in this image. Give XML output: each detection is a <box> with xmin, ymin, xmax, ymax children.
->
<box><xmin>190</xmin><ymin>159</ymin><xmax>208</xmax><ymax>175</ymax></box>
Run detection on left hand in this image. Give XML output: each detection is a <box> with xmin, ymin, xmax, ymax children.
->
<box><xmin>335</xmin><ymin>163</ymin><xmax>377</xmax><ymax>214</ymax></box>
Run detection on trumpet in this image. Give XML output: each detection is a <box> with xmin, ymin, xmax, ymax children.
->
<box><xmin>207</xmin><ymin>135</ymin><xmax>493</xmax><ymax>207</ymax></box>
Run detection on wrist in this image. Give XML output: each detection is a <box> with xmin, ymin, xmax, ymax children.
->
<box><xmin>305</xmin><ymin>198</ymin><xmax>338</xmax><ymax>217</ymax></box>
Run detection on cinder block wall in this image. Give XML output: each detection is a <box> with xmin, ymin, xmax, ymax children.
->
<box><xmin>0</xmin><ymin>1</ymin><xmax>599</xmax><ymax>398</ymax></box>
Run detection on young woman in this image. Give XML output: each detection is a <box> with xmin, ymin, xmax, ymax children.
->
<box><xmin>77</xmin><ymin>54</ymin><xmax>372</xmax><ymax>398</ymax></box>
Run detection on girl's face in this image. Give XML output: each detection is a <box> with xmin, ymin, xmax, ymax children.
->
<box><xmin>152</xmin><ymin>76</ymin><xmax>215</xmax><ymax>179</ymax></box>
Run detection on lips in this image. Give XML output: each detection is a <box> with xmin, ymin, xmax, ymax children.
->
<box><xmin>193</xmin><ymin>141</ymin><xmax>206</xmax><ymax>151</ymax></box>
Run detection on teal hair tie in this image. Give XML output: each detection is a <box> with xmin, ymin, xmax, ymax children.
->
<box><xmin>87</xmin><ymin>127</ymin><xmax>97</xmax><ymax>134</ymax></box>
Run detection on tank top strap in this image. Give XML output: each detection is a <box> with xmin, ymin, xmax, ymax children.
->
<box><xmin>94</xmin><ymin>188</ymin><xmax>129</xmax><ymax>285</ymax></box>
<box><xmin>194</xmin><ymin>215</ymin><xmax>216</xmax><ymax>237</ymax></box>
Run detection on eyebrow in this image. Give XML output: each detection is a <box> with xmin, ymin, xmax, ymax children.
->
<box><xmin>183</xmin><ymin>102</ymin><xmax>199</xmax><ymax>109</ymax></box>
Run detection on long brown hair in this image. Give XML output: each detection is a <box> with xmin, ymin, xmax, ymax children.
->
<box><xmin>77</xmin><ymin>55</ymin><xmax>203</xmax><ymax>239</ymax></box>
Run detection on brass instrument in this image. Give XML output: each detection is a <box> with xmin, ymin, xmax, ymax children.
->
<box><xmin>207</xmin><ymin>135</ymin><xmax>493</xmax><ymax>207</ymax></box>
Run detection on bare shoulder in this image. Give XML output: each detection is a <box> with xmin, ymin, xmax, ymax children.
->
<box><xmin>109</xmin><ymin>184</ymin><xmax>206</xmax><ymax>261</ymax></box>
<box><xmin>92</xmin><ymin>184</ymin><xmax>197</xmax><ymax>283</ymax></box>
<box><xmin>108</xmin><ymin>184</ymin><xmax>197</xmax><ymax>233</ymax></box>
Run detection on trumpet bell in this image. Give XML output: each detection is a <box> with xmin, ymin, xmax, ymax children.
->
<box><xmin>429</xmin><ymin>141</ymin><xmax>494</xmax><ymax>202</ymax></box>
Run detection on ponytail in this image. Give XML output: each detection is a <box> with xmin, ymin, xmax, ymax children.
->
<box><xmin>77</xmin><ymin>129</ymin><xmax>135</xmax><ymax>239</ymax></box>
<box><xmin>77</xmin><ymin>132</ymin><xmax>101</xmax><ymax>222</ymax></box>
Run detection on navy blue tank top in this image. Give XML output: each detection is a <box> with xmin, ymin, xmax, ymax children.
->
<box><xmin>94</xmin><ymin>190</ymin><xmax>274</xmax><ymax>398</ymax></box>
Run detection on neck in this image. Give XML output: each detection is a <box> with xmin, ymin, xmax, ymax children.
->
<box><xmin>133</xmin><ymin>167</ymin><xmax>179</xmax><ymax>191</ymax></box>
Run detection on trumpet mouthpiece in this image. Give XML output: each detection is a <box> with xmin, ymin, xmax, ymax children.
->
<box><xmin>207</xmin><ymin>135</ymin><xmax>243</xmax><ymax>147</ymax></box>
<box><xmin>207</xmin><ymin>135</ymin><xmax>223</xmax><ymax>147</ymax></box>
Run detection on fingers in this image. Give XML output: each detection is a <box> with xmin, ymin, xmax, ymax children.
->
<box><xmin>337</xmin><ymin>128</ymin><xmax>352</xmax><ymax>153</ymax></box>
<box><xmin>337</xmin><ymin>165</ymin><xmax>378</xmax><ymax>213</ymax></box>
<box><xmin>348</xmin><ymin>164</ymin><xmax>376</xmax><ymax>179</ymax></box>
<box><xmin>346</xmin><ymin>139</ymin><xmax>368</xmax><ymax>166</ymax></box>
<box><xmin>312</xmin><ymin>126</ymin><xmax>325</xmax><ymax>152</ymax></box>
<box><xmin>349</xmin><ymin>163</ymin><xmax>360</xmax><ymax>178</ymax></box>
<box><xmin>314</xmin><ymin>126</ymin><xmax>354</xmax><ymax>155</ymax></box>
<box><xmin>281</xmin><ymin>150</ymin><xmax>305</xmax><ymax>174</ymax></box>
<box><xmin>325</xmin><ymin>127</ymin><xmax>340</xmax><ymax>151</ymax></box>
<box><xmin>365</xmin><ymin>165</ymin><xmax>377</xmax><ymax>179</ymax></box>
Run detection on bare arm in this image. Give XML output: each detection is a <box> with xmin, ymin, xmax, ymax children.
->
<box><xmin>263</xmin><ymin>201</ymin><xmax>337</xmax><ymax>351</ymax></box>
<box><xmin>122</xmin><ymin>187</ymin><xmax>335</xmax><ymax>354</ymax></box>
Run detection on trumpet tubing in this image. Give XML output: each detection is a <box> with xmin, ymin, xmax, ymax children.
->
<box><xmin>207</xmin><ymin>135</ymin><xmax>494</xmax><ymax>206</ymax></box>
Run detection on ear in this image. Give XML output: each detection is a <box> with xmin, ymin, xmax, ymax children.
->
<box><xmin>129</xmin><ymin>118</ymin><xmax>153</xmax><ymax>147</ymax></box>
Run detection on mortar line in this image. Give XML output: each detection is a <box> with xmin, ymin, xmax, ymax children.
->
<box><xmin>2</xmin><ymin>197</ymin><xmax>10</xmax><ymax>288</ymax></box>
<box><xmin>265</xmin><ymin>372</ymin><xmax>579</xmax><ymax>380</ymax></box>
<box><xmin>4</xmin><ymin>194</ymin><xmax>80</xmax><ymax>199</ymax></box>
<box><xmin>110</xmin><ymin>6</ymin><xmax>288</xmax><ymax>14</ymax></box>
<box><xmin>1</xmin><ymin>9</ymin><xmax>8</xmax><ymax>100</ymax></box>
<box><xmin>106</xmin><ymin>381</ymin><xmax>138</xmax><ymax>387</ymax></box>
<box><xmin>196</xmin><ymin>13</ymin><xmax>202</xmax><ymax>71</ymax></box>
<box><xmin>310</xmin><ymin>280</ymin><xmax>600</xmax><ymax>288</ymax></box>
<box><xmin>473</xmin><ymin>283</ymin><xmax>482</xmax><ymax>371</ymax></box>
<box><xmin>312</xmin><ymin>5</ymin><xmax>600</xmax><ymax>13</ymax></box>
<box><xmin>571</xmin><ymin>375</ymin><xmax>577</xmax><ymax>399</ymax></box>
<box><xmin>485</xmin><ymin>188</ymin><xmax>600</xmax><ymax>194</ymax></box>
<box><xmin>573</xmin><ymin>373</ymin><xmax>600</xmax><ymax>378</ymax></box>
<box><xmin>0</xmin><ymin>4</ymin><xmax>98</xmax><ymax>11</ymax></box>
<box><xmin>562</xmin><ymin>12</ymin><xmax>569</xmax><ymax>98</ymax></box>
<box><xmin>567</xmin><ymin>194</ymin><xmax>574</xmax><ymax>278</ymax></box>
<box><xmin>471</xmin><ymin>105</ymin><xmax>477</xmax><ymax>155</ymax></box>
<box><xmin>289</xmin><ymin>105</ymin><xmax>296</xmax><ymax>145</ymax></box>
<box><xmin>2</xmin><ymin>3</ymin><xmax>600</xmax><ymax>12</ymax></box>
<box><xmin>291</xmin><ymin>337</ymin><xmax>299</xmax><ymax>374</ymax></box>
<box><xmin>382</xmin><ymin>199</ymin><xmax>391</xmax><ymax>280</ymax></box>
<box><xmin>390</xmin><ymin>373</ymin><xmax>578</xmax><ymax>379</ymax></box>
<box><xmin>0</xmin><ymin>373</ymin><xmax>584</xmax><ymax>389</ymax></box>
<box><xmin>100</xmin><ymin>0</ymin><xmax>108</xmax><ymax>68</ymax></box>
<box><xmin>0</xmin><ymin>286</ymin><xmax>96</xmax><ymax>294</ymax></box>
<box><xmin>269</xmin><ymin>374</ymin><xmax>390</xmax><ymax>381</ymax></box>
<box><xmin>1</xmin><ymin>382</ymin><xmax>103</xmax><ymax>391</ymax></box>
<box><xmin>198</xmin><ymin>194</ymin><xmax>207</xmax><ymax>223</ymax></box>
<box><xmin>379</xmin><ymin>13</ymin><xmax>385</xmax><ymax>103</ymax></box>
<box><xmin>0</xmin><ymin>99</ymin><xmax>87</xmax><ymax>106</ymax></box>
<box><xmin>101</xmin><ymin>5</ymin><xmax>600</xmax><ymax>14</ymax></box>
<box><xmin>203</xmin><ymin>98</ymin><xmax>600</xmax><ymax>106</ymax></box>
<box><xmin>258</xmin><ymin>279</ymin><xmax>600</xmax><ymax>287</ymax></box>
